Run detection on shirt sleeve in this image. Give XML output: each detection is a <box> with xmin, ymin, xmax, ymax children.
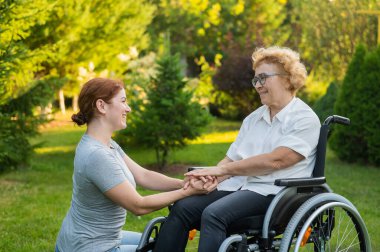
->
<box><xmin>110</xmin><ymin>139</ymin><xmax>127</xmax><ymax>158</ymax></box>
<box><xmin>86</xmin><ymin>148</ymin><xmax>127</xmax><ymax>193</ymax></box>
<box><xmin>276</xmin><ymin>115</ymin><xmax>320</xmax><ymax>158</ymax></box>
<box><xmin>226</xmin><ymin>117</ymin><xmax>250</xmax><ymax>161</ymax></box>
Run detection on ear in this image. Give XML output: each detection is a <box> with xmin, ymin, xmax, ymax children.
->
<box><xmin>284</xmin><ymin>78</ymin><xmax>292</xmax><ymax>91</ymax></box>
<box><xmin>95</xmin><ymin>99</ymin><xmax>107</xmax><ymax>114</ymax></box>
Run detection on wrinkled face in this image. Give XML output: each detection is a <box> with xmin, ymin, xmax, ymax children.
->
<box><xmin>106</xmin><ymin>88</ymin><xmax>131</xmax><ymax>131</ymax></box>
<box><xmin>254</xmin><ymin>63</ymin><xmax>292</xmax><ymax>109</ymax></box>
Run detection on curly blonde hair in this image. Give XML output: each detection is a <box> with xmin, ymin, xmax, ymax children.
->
<box><xmin>252</xmin><ymin>46</ymin><xmax>307</xmax><ymax>94</ymax></box>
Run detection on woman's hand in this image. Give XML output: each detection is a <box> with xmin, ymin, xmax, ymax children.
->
<box><xmin>185</xmin><ymin>166</ymin><xmax>225</xmax><ymax>178</ymax></box>
<box><xmin>182</xmin><ymin>176</ymin><xmax>218</xmax><ymax>195</ymax></box>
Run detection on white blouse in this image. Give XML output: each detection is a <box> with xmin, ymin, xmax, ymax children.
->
<box><xmin>217</xmin><ymin>97</ymin><xmax>321</xmax><ymax>196</ymax></box>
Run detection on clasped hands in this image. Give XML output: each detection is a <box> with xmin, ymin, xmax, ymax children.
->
<box><xmin>182</xmin><ymin>166</ymin><xmax>223</xmax><ymax>194</ymax></box>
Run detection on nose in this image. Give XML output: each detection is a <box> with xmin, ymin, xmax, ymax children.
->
<box><xmin>254</xmin><ymin>83</ymin><xmax>263</xmax><ymax>90</ymax></box>
<box><xmin>125</xmin><ymin>103</ymin><xmax>132</xmax><ymax>112</ymax></box>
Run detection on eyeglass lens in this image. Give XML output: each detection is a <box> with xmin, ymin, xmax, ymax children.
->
<box><xmin>252</xmin><ymin>75</ymin><xmax>265</xmax><ymax>87</ymax></box>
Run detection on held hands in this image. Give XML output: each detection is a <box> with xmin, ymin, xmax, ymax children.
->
<box><xmin>182</xmin><ymin>175</ymin><xmax>218</xmax><ymax>195</ymax></box>
<box><xmin>185</xmin><ymin>166</ymin><xmax>224</xmax><ymax>177</ymax></box>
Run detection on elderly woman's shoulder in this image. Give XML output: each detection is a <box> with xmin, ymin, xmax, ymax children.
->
<box><xmin>291</xmin><ymin>98</ymin><xmax>320</xmax><ymax>125</ymax></box>
<box><xmin>244</xmin><ymin>104</ymin><xmax>267</xmax><ymax>121</ymax></box>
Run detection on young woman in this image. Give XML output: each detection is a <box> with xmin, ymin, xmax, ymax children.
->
<box><xmin>55</xmin><ymin>78</ymin><xmax>217</xmax><ymax>252</ymax></box>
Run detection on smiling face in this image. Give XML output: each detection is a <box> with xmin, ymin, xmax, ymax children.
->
<box><xmin>254</xmin><ymin>63</ymin><xmax>293</xmax><ymax>113</ymax></box>
<box><xmin>105</xmin><ymin>88</ymin><xmax>131</xmax><ymax>131</ymax></box>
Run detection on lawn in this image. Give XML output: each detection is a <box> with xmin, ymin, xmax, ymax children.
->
<box><xmin>0</xmin><ymin>117</ymin><xmax>379</xmax><ymax>251</ymax></box>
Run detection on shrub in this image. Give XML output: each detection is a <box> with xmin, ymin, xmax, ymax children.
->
<box><xmin>361</xmin><ymin>47</ymin><xmax>380</xmax><ymax>165</ymax></box>
<box><xmin>313</xmin><ymin>81</ymin><xmax>339</xmax><ymax>123</ymax></box>
<box><xmin>212</xmin><ymin>53</ymin><xmax>259</xmax><ymax>120</ymax></box>
<box><xmin>331</xmin><ymin>44</ymin><xmax>380</xmax><ymax>166</ymax></box>
<box><xmin>0</xmin><ymin>78</ymin><xmax>64</xmax><ymax>172</ymax></box>
<box><xmin>117</xmin><ymin>52</ymin><xmax>211</xmax><ymax>169</ymax></box>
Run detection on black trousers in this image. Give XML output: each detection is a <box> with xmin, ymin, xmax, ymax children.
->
<box><xmin>153</xmin><ymin>190</ymin><xmax>274</xmax><ymax>252</ymax></box>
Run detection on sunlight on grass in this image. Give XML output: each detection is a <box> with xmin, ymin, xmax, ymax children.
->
<box><xmin>189</xmin><ymin>131</ymin><xmax>238</xmax><ymax>144</ymax></box>
<box><xmin>35</xmin><ymin>145</ymin><xmax>77</xmax><ymax>154</ymax></box>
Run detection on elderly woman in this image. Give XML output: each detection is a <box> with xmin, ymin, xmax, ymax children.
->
<box><xmin>153</xmin><ymin>46</ymin><xmax>321</xmax><ymax>252</ymax></box>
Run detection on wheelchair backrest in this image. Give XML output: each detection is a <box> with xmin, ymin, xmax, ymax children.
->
<box><xmin>312</xmin><ymin>115</ymin><xmax>350</xmax><ymax>178</ymax></box>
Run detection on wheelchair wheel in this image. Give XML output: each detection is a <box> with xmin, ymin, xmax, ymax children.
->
<box><xmin>280</xmin><ymin>193</ymin><xmax>371</xmax><ymax>252</ymax></box>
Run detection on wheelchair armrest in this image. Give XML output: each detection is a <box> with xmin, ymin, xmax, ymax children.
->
<box><xmin>274</xmin><ymin>177</ymin><xmax>326</xmax><ymax>187</ymax></box>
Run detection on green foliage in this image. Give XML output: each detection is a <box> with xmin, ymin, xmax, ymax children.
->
<box><xmin>149</xmin><ymin>1</ymin><xmax>290</xmax><ymax>119</ymax></box>
<box><xmin>361</xmin><ymin>47</ymin><xmax>380</xmax><ymax>165</ymax></box>
<box><xmin>331</xmin><ymin>44</ymin><xmax>380</xmax><ymax>166</ymax></box>
<box><xmin>313</xmin><ymin>81</ymin><xmax>340</xmax><ymax>123</ymax></box>
<box><xmin>330</xmin><ymin>45</ymin><xmax>367</xmax><ymax>163</ymax></box>
<box><xmin>116</xmin><ymin>53</ymin><xmax>158</xmax><ymax>147</ymax></box>
<box><xmin>0</xmin><ymin>0</ymin><xmax>64</xmax><ymax>171</ymax></box>
<box><xmin>0</xmin><ymin>0</ymin><xmax>54</xmax><ymax>104</ymax></box>
<box><xmin>290</xmin><ymin>0</ymin><xmax>378</xmax><ymax>82</ymax></box>
<box><xmin>27</xmin><ymin>0</ymin><xmax>155</xmax><ymax>97</ymax></box>
<box><xmin>0</xmin><ymin>78</ymin><xmax>65</xmax><ymax>171</ymax></box>
<box><xmin>192</xmin><ymin>55</ymin><xmax>221</xmax><ymax>107</ymax></box>
<box><xmin>119</xmin><ymin>52</ymin><xmax>211</xmax><ymax>169</ymax></box>
<box><xmin>0</xmin><ymin>0</ymin><xmax>155</xmax><ymax>170</ymax></box>
<box><xmin>149</xmin><ymin>0</ymin><xmax>288</xmax><ymax>63</ymax></box>
<box><xmin>212</xmin><ymin>52</ymin><xmax>259</xmax><ymax>119</ymax></box>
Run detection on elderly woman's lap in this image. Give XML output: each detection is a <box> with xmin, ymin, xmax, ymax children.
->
<box><xmin>198</xmin><ymin>190</ymin><xmax>274</xmax><ymax>252</ymax></box>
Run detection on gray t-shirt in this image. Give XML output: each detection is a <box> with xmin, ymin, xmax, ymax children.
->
<box><xmin>56</xmin><ymin>134</ymin><xmax>136</xmax><ymax>252</ymax></box>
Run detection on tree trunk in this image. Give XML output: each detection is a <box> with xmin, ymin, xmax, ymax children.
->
<box><xmin>41</xmin><ymin>103</ymin><xmax>53</xmax><ymax>120</ymax></box>
<box><xmin>155</xmin><ymin>148</ymin><xmax>161</xmax><ymax>170</ymax></box>
<box><xmin>59</xmin><ymin>89</ymin><xmax>66</xmax><ymax>114</ymax></box>
<box><xmin>161</xmin><ymin>148</ymin><xmax>168</xmax><ymax>170</ymax></box>
<box><xmin>72</xmin><ymin>95</ymin><xmax>78</xmax><ymax>112</ymax></box>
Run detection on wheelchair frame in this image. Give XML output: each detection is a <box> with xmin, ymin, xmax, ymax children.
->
<box><xmin>136</xmin><ymin>115</ymin><xmax>372</xmax><ymax>252</ymax></box>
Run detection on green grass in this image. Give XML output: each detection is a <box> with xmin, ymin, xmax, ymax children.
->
<box><xmin>0</xmin><ymin>118</ymin><xmax>379</xmax><ymax>251</ymax></box>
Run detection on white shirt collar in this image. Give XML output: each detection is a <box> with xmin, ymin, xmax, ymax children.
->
<box><xmin>259</xmin><ymin>97</ymin><xmax>297</xmax><ymax>124</ymax></box>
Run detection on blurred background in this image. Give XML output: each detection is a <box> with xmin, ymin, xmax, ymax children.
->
<box><xmin>1</xmin><ymin>0</ymin><xmax>379</xmax><ymax>251</ymax></box>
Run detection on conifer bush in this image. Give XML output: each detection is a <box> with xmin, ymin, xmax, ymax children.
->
<box><xmin>0</xmin><ymin>78</ymin><xmax>64</xmax><ymax>171</ymax></box>
<box><xmin>117</xmin><ymin>52</ymin><xmax>211</xmax><ymax>169</ymax></box>
<box><xmin>331</xmin><ymin>44</ymin><xmax>380</xmax><ymax>166</ymax></box>
<box><xmin>313</xmin><ymin>81</ymin><xmax>339</xmax><ymax>123</ymax></box>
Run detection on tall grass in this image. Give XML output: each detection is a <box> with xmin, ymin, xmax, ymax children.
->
<box><xmin>0</xmin><ymin>118</ymin><xmax>378</xmax><ymax>251</ymax></box>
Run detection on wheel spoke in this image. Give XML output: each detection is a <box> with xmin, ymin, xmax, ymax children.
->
<box><xmin>336</xmin><ymin>210</ymin><xmax>356</xmax><ymax>250</ymax></box>
<box><xmin>292</xmin><ymin>205</ymin><xmax>365</xmax><ymax>252</ymax></box>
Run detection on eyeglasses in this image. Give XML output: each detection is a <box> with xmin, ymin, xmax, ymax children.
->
<box><xmin>251</xmin><ymin>73</ymin><xmax>289</xmax><ymax>87</ymax></box>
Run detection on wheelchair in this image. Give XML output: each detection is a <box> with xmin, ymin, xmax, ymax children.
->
<box><xmin>136</xmin><ymin>115</ymin><xmax>372</xmax><ymax>252</ymax></box>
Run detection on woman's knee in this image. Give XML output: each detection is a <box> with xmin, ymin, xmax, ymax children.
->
<box><xmin>170</xmin><ymin>197</ymin><xmax>195</xmax><ymax>216</ymax></box>
<box><xmin>201</xmin><ymin>205</ymin><xmax>225</xmax><ymax>226</ymax></box>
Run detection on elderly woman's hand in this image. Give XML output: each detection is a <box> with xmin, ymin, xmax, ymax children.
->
<box><xmin>189</xmin><ymin>178</ymin><xmax>217</xmax><ymax>194</ymax></box>
<box><xmin>185</xmin><ymin>166</ymin><xmax>225</xmax><ymax>178</ymax></box>
<box><xmin>183</xmin><ymin>175</ymin><xmax>218</xmax><ymax>194</ymax></box>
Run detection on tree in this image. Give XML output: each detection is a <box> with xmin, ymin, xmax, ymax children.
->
<box><xmin>147</xmin><ymin>1</ymin><xmax>290</xmax><ymax>120</ymax></box>
<box><xmin>0</xmin><ymin>0</ymin><xmax>54</xmax><ymax>104</ymax></box>
<box><xmin>289</xmin><ymin>0</ymin><xmax>378</xmax><ymax>83</ymax></box>
<box><xmin>212</xmin><ymin>50</ymin><xmax>258</xmax><ymax>119</ymax></box>
<box><xmin>122</xmin><ymin>52</ymin><xmax>211</xmax><ymax>169</ymax></box>
<box><xmin>26</xmin><ymin>0</ymin><xmax>155</xmax><ymax>112</ymax></box>
<box><xmin>0</xmin><ymin>0</ymin><xmax>63</xmax><ymax>171</ymax></box>
<box><xmin>330</xmin><ymin>45</ymin><xmax>367</xmax><ymax>163</ymax></box>
<box><xmin>0</xmin><ymin>78</ymin><xmax>64</xmax><ymax>171</ymax></box>
<box><xmin>360</xmin><ymin>47</ymin><xmax>380</xmax><ymax>165</ymax></box>
<box><xmin>331</xmin><ymin>44</ymin><xmax>380</xmax><ymax>166</ymax></box>
<box><xmin>149</xmin><ymin>0</ymin><xmax>289</xmax><ymax>73</ymax></box>
<box><xmin>0</xmin><ymin>0</ymin><xmax>155</xmax><ymax>170</ymax></box>
<box><xmin>312</xmin><ymin>81</ymin><xmax>340</xmax><ymax>123</ymax></box>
